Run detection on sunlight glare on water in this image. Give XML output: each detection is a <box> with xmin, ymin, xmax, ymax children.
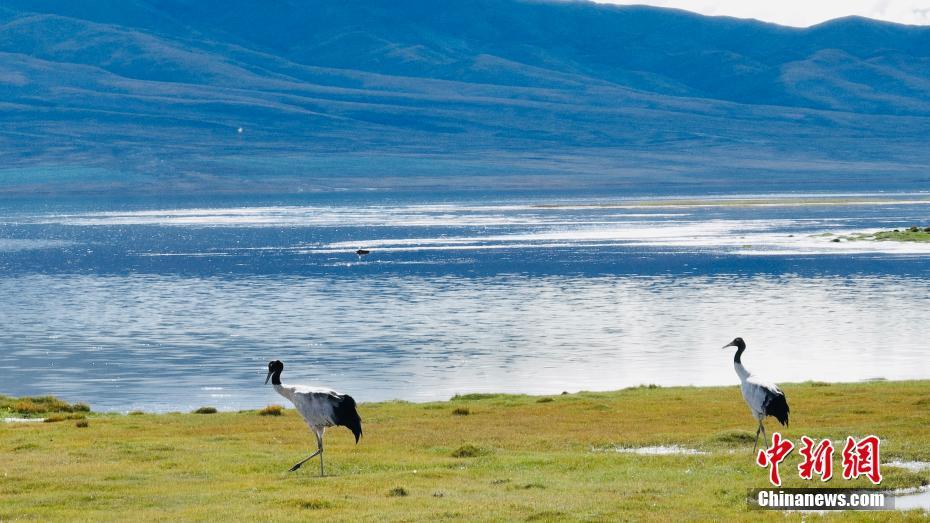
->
<box><xmin>0</xmin><ymin>195</ymin><xmax>929</xmax><ymax>411</ymax></box>
<box><xmin>0</xmin><ymin>273</ymin><xmax>927</xmax><ymax>412</ymax></box>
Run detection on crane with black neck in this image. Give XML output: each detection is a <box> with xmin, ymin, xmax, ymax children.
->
<box><xmin>265</xmin><ymin>360</ymin><xmax>362</xmax><ymax>476</ymax></box>
<box><xmin>722</xmin><ymin>337</ymin><xmax>790</xmax><ymax>454</ymax></box>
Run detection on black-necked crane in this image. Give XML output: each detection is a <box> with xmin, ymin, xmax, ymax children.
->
<box><xmin>722</xmin><ymin>337</ymin><xmax>790</xmax><ymax>454</ymax></box>
<box><xmin>265</xmin><ymin>360</ymin><xmax>362</xmax><ymax>476</ymax></box>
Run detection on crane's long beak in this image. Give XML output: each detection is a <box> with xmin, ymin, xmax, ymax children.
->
<box><xmin>264</xmin><ymin>370</ymin><xmax>272</xmax><ymax>385</ymax></box>
<box><xmin>722</xmin><ymin>341</ymin><xmax>736</xmax><ymax>349</ymax></box>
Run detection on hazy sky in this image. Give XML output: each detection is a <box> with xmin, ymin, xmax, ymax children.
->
<box><xmin>595</xmin><ymin>1</ymin><xmax>930</xmax><ymax>27</ymax></box>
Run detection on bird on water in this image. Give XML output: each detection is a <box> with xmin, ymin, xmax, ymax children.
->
<box><xmin>722</xmin><ymin>337</ymin><xmax>790</xmax><ymax>454</ymax></box>
<box><xmin>265</xmin><ymin>360</ymin><xmax>362</xmax><ymax>476</ymax></box>
<box><xmin>355</xmin><ymin>249</ymin><xmax>370</xmax><ymax>258</ymax></box>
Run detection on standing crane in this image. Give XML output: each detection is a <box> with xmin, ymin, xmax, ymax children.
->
<box><xmin>722</xmin><ymin>337</ymin><xmax>790</xmax><ymax>454</ymax></box>
<box><xmin>265</xmin><ymin>360</ymin><xmax>362</xmax><ymax>476</ymax></box>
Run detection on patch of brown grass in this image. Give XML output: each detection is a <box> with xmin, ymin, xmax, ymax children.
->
<box><xmin>44</xmin><ymin>413</ymin><xmax>86</xmax><ymax>423</ymax></box>
<box><xmin>450</xmin><ymin>444</ymin><xmax>485</xmax><ymax>458</ymax></box>
<box><xmin>258</xmin><ymin>405</ymin><xmax>284</xmax><ymax>416</ymax></box>
<box><xmin>387</xmin><ymin>487</ymin><xmax>408</xmax><ymax>497</ymax></box>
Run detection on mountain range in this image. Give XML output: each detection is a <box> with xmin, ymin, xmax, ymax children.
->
<box><xmin>2</xmin><ymin>0</ymin><xmax>930</xmax><ymax>195</ymax></box>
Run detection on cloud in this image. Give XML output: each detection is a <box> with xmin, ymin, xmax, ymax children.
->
<box><xmin>594</xmin><ymin>0</ymin><xmax>930</xmax><ymax>27</ymax></box>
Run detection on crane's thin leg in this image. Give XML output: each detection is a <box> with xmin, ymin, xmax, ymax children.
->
<box><xmin>288</xmin><ymin>449</ymin><xmax>321</xmax><ymax>472</ymax></box>
<box><xmin>760</xmin><ymin>423</ymin><xmax>768</xmax><ymax>447</ymax></box>
<box><xmin>752</xmin><ymin>422</ymin><xmax>762</xmax><ymax>455</ymax></box>
<box><xmin>289</xmin><ymin>427</ymin><xmax>327</xmax><ymax>474</ymax></box>
<box><xmin>315</xmin><ymin>429</ymin><xmax>325</xmax><ymax>477</ymax></box>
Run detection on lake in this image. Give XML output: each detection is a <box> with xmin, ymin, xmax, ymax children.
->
<box><xmin>1</xmin><ymin>192</ymin><xmax>929</xmax><ymax>412</ymax></box>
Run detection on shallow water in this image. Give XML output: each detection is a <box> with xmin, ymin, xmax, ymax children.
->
<box><xmin>599</xmin><ymin>445</ymin><xmax>706</xmax><ymax>456</ymax></box>
<box><xmin>893</xmin><ymin>486</ymin><xmax>930</xmax><ymax>512</ymax></box>
<box><xmin>887</xmin><ymin>461</ymin><xmax>930</xmax><ymax>473</ymax></box>
<box><xmin>1</xmin><ymin>193</ymin><xmax>929</xmax><ymax>411</ymax></box>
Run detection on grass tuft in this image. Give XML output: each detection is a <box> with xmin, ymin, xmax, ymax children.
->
<box><xmin>387</xmin><ymin>487</ymin><xmax>408</xmax><ymax>497</ymax></box>
<box><xmin>128</xmin><ymin>410</ymin><xmax>145</xmax><ymax>416</ymax></box>
<box><xmin>451</xmin><ymin>407</ymin><xmax>470</xmax><ymax>416</ymax></box>
<box><xmin>258</xmin><ymin>405</ymin><xmax>284</xmax><ymax>416</ymax></box>
<box><xmin>12</xmin><ymin>400</ymin><xmax>47</xmax><ymax>414</ymax></box>
<box><xmin>43</xmin><ymin>413</ymin><xmax>86</xmax><ymax>423</ymax></box>
<box><xmin>297</xmin><ymin>499</ymin><xmax>333</xmax><ymax>510</ymax></box>
<box><xmin>451</xmin><ymin>444</ymin><xmax>485</xmax><ymax>458</ymax></box>
<box><xmin>193</xmin><ymin>407</ymin><xmax>217</xmax><ymax>414</ymax></box>
<box><xmin>75</xmin><ymin>420</ymin><xmax>89</xmax><ymax>428</ymax></box>
<box><xmin>4</xmin><ymin>395</ymin><xmax>83</xmax><ymax>415</ymax></box>
<box><xmin>451</xmin><ymin>393</ymin><xmax>501</xmax><ymax>401</ymax></box>
<box><xmin>526</xmin><ymin>510</ymin><xmax>565</xmax><ymax>521</ymax></box>
<box><xmin>535</xmin><ymin>397</ymin><xmax>553</xmax><ymax>403</ymax></box>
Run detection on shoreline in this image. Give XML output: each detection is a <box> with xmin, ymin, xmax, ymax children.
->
<box><xmin>4</xmin><ymin>377</ymin><xmax>924</xmax><ymax>417</ymax></box>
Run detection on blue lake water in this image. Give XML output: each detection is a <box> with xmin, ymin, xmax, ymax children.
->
<box><xmin>1</xmin><ymin>192</ymin><xmax>929</xmax><ymax>412</ymax></box>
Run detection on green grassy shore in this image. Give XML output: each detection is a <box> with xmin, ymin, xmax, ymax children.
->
<box><xmin>2</xmin><ymin>381</ymin><xmax>930</xmax><ymax>522</ymax></box>
<box><xmin>833</xmin><ymin>226</ymin><xmax>930</xmax><ymax>243</ymax></box>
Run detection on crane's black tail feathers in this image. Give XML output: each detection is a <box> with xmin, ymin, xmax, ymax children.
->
<box><xmin>764</xmin><ymin>392</ymin><xmax>790</xmax><ymax>427</ymax></box>
<box><xmin>333</xmin><ymin>394</ymin><xmax>363</xmax><ymax>443</ymax></box>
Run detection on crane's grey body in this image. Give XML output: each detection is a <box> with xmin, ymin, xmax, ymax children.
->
<box><xmin>724</xmin><ymin>338</ymin><xmax>790</xmax><ymax>454</ymax></box>
<box><xmin>265</xmin><ymin>360</ymin><xmax>362</xmax><ymax>476</ymax></box>
<box><xmin>274</xmin><ymin>384</ymin><xmax>343</xmax><ymax>428</ymax></box>
<box><xmin>735</xmin><ymin>363</ymin><xmax>783</xmax><ymax>422</ymax></box>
